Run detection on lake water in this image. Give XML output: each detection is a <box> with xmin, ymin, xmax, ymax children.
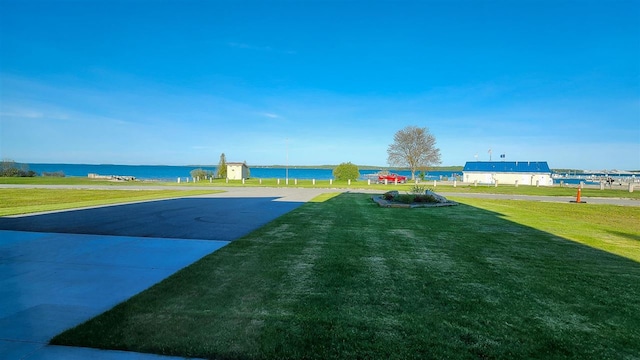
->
<box><xmin>24</xmin><ymin>163</ymin><xmax>461</xmax><ymax>182</ymax></box>
<box><xmin>21</xmin><ymin>163</ymin><xmax>634</xmax><ymax>185</ymax></box>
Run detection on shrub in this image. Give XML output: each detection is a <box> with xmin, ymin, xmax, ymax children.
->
<box><xmin>332</xmin><ymin>162</ymin><xmax>360</xmax><ymax>181</ymax></box>
<box><xmin>42</xmin><ymin>171</ymin><xmax>65</xmax><ymax>177</ymax></box>
<box><xmin>396</xmin><ymin>194</ymin><xmax>415</xmax><ymax>204</ymax></box>
<box><xmin>383</xmin><ymin>190</ymin><xmax>399</xmax><ymax>200</ymax></box>
<box><xmin>413</xmin><ymin>194</ymin><xmax>438</xmax><ymax>203</ymax></box>
<box><xmin>383</xmin><ymin>190</ymin><xmax>438</xmax><ymax>204</ymax></box>
<box><xmin>190</xmin><ymin>168</ymin><xmax>214</xmax><ymax>180</ymax></box>
<box><xmin>1</xmin><ymin>160</ymin><xmax>37</xmax><ymax>177</ymax></box>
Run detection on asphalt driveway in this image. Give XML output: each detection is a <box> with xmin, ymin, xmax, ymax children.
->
<box><xmin>0</xmin><ymin>196</ymin><xmax>303</xmax><ymax>241</ymax></box>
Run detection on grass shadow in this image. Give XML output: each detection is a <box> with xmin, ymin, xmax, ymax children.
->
<box><xmin>607</xmin><ymin>230</ymin><xmax>640</xmax><ymax>242</ymax></box>
<box><xmin>51</xmin><ymin>193</ymin><xmax>640</xmax><ymax>359</ymax></box>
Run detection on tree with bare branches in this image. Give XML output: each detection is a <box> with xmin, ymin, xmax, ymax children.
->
<box><xmin>387</xmin><ymin>126</ymin><xmax>441</xmax><ymax>181</ymax></box>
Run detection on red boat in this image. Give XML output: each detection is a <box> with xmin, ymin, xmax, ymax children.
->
<box><xmin>377</xmin><ymin>173</ymin><xmax>407</xmax><ymax>183</ymax></box>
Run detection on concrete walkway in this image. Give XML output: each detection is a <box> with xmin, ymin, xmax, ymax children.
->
<box><xmin>0</xmin><ymin>231</ymin><xmax>225</xmax><ymax>359</ymax></box>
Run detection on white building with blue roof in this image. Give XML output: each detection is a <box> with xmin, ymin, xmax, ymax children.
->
<box><xmin>462</xmin><ymin>161</ymin><xmax>553</xmax><ymax>186</ymax></box>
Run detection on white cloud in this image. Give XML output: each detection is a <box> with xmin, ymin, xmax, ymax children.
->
<box><xmin>260</xmin><ymin>112</ymin><xmax>281</xmax><ymax>119</ymax></box>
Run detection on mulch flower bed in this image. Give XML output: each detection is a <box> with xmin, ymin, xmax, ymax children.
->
<box><xmin>372</xmin><ymin>190</ymin><xmax>458</xmax><ymax>208</ymax></box>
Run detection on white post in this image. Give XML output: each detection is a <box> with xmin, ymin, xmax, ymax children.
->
<box><xmin>495</xmin><ymin>180</ymin><xmax>498</xmax><ymax>187</ymax></box>
<box><xmin>277</xmin><ymin>179</ymin><xmax>280</xmax><ymax>185</ymax></box>
<box><xmin>515</xmin><ymin>180</ymin><xmax>519</xmax><ymax>187</ymax></box>
<box><xmin>286</xmin><ymin>178</ymin><xmax>289</xmax><ymax>185</ymax></box>
<box><xmin>453</xmin><ymin>180</ymin><xmax>457</xmax><ymax>188</ymax></box>
<box><xmin>312</xmin><ymin>179</ymin><xmax>315</xmax><ymax>185</ymax></box>
<box><xmin>348</xmin><ymin>179</ymin><xmax>351</xmax><ymax>185</ymax></box>
<box><xmin>433</xmin><ymin>180</ymin><xmax>437</xmax><ymax>187</ymax></box>
<box><xmin>580</xmin><ymin>181</ymin><xmax>584</xmax><ymax>189</ymax></box>
<box><xmin>295</xmin><ymin>179</ymin><xmax>298</xmax><ymax>185</ymax></box>
<box><xmin>210</xmin><ymin>178</ymin><xmax>212</xmax><ymax>183</ymax></box>
<box><xmin>385</xmin><ymin>179</ymin><xmax>388</xmax><ymax>185</ymax></box>
<box><xmin>536</xmin><ymin>180</ymin><xmax>540</xmax><ymax>187</ymax></box>
<box><xmin>629</xmin><ymin>183</ymin><xmax>634</xmax><ymax>193</ymax></box>
<box><xmin>330</xmin><ymin>179</ymin><xmax>333</xmax><ymax>185</ymax></box>
<box><xmin>600</xmin><ymin>182</ymin><xmax>604</xmax><ymax>190</ymax></box>
<box><xmin>242</xmin><ymin>178</ymin><xmax>245</xmax><ymax>184</ymax></box>
<box><xmin>259</xmin><ymin>179</ymin><xmax>262</xmax><ymax>184</ymax></box>
<box><xmin>367</xmin><ymin>179</ymin><xmax>371</xmax><ymax>185</ymax></box>
<box><xmin>225</xmin><ymin>178</ymin><xmax>228</xmax><ymax>183</ymax></box>
<box><xmin>186</xmin><ymin>178</ymin><xmax>189</xmax><ymax>183</ymax></box>
<box><xmin>474</xmin><ymin>180</ymin><xmax>477</xmax><ymax>187</ymax></box>
<box><xmin>177</xmin><ymin>177</ymin><xmax>181</xmax><ymax>183</ymax></box>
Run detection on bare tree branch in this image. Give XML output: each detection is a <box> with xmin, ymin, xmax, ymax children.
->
<box><xmin>387</xmin><ymin>126</ymin><xmax>441</xmax><ymax>180</ymax></box>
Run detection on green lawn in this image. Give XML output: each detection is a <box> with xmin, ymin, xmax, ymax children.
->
<box><xmin>167</xmin><ymin>177</ymin><xmax>640</xmax><ymax>199</ymax></box>
<box><xmin>0</xmin><ymin>176</ymin><xmax>137</xmax><ymax>186</ymax></box>
<box><xmin>3</xmin><ymin>175</ymin><xmax>639</xmax><ymax>200</ymax></box>
<box><xmin>0</xmin><ymin>189</ymin><xmax>221</xmax><ymax>216</ymax></box>
<box><xmin>51</xmin><ymin>193</ymin><xmax>640</xmax><ymax>359</ymax></box>
<box><xmin>433</xmin><ymin>183</ymin><xmax>640</xmax><ymax>198</ymax></box>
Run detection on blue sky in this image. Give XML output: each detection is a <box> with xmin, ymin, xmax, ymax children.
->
<box><xmin>1</xmin><ymin>0</ymin><xmax>638</xmax><ymax>170</ymax></box>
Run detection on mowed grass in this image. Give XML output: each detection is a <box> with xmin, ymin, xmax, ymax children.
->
<box><xmin>0</xmin><ymin>189</ymin><xmax>221</xmax><ymax>216</ymax></box>
<box><xmin>52</xmin><ymin>194</ymin><xmax>640</xmax><ymax>359</ymax></box>
<box><xmin>172</xmin><ymin>178</ymin><xmax>640</xmax><ymax>199</ymax></box>
<box><xmin>433</xmin><ymin>183</ymin><xmax>640</xmax><ymax>199</ymax></box>
<box><xmin>447</xmin><ymin>197</ymin><xmax>640</xmax><ymax>262</ymax></box>
<box><xmin>4</xmin><ymin>175</ymin><xmax>639</xmax><ymax>199</ymax></box>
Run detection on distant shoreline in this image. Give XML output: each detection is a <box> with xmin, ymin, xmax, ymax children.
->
<box><xmin>12</xmin><ymin>162</ymin><xmax>639</xmax><ymax>174</ymax></box>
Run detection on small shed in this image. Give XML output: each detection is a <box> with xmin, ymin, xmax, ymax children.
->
<box><xmin>463</xmin><ymin>161</ymin><xmax>553</xmax><ymax>186</ymax></box>
<box><xmin>226</xmin><ymin>162</ymin><xmax>249</xmax><ymax>180</ymax></box>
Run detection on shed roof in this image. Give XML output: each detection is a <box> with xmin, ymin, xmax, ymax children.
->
<box><xmin>463</xmin><ymin>161</ymin><xmax>551</xmax><ymax>173</ymax></box>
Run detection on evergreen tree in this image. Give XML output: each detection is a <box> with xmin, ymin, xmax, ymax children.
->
<box><xmin>216</xmin><ymin>153</ymin><xmax>227</xmax><ymax>178</ymax></box>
